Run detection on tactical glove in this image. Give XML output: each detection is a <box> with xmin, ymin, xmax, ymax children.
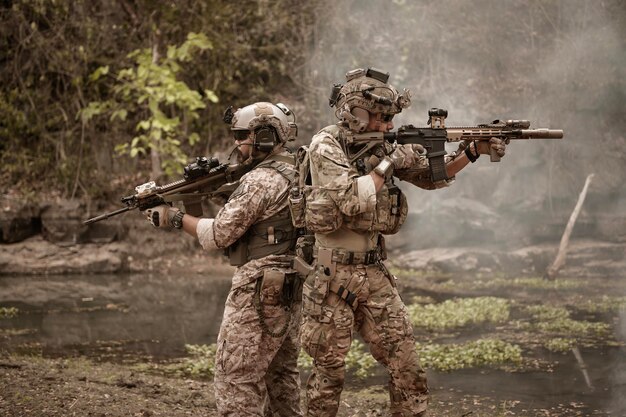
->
<box><xmin>476</xmin><ymin>137</ymin><xmax>507</xmax><ymax>157</ymax></box>
<box><xmin>465</xmin><ymin>137</ymin><xmax>508</xmax><ymax>162</ymax></box>
<box><xmin>143</xmin><ymin>204</ymin><xmax>183</xmax><ymax>229</ymax></box>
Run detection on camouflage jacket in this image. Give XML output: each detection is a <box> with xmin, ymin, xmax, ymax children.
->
<box><xmin>308</xmin><ymin>125</ymin><xmax>451</xmax><ymax>251</ymax></box>
<box><xmin>197</xmin><ymin>150</ymin><xmax>295</xmax><ymax>288</ymax></box>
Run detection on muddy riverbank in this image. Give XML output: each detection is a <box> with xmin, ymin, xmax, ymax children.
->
<box><xmin>1</xmin><ymin>267</ymin><xmax>625</xmax><ymax>416</ymax></box>
<box><xmin>2</xmin><ymin>196</ymin><xmax>626</xmax><ymax>416</ymax></box>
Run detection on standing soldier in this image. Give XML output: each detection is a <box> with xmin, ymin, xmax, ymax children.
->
<box><xmin>142</xmin><ymin>102</ymin><xmax>303</xmax><ymax>416</ymax></box>
<box><xmin>297</xmin><ymin>68</ymin><xmax>507</xmax><ymax>416</ymax></box>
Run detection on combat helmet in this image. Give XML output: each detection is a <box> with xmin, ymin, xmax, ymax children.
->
<box><xmin>223</xmin><ymin>102</ymin><xmax>297</xmax><ymax>152</ymax></box>
<box><xmin>329</xmin><ymin>68</ymin><xmax>411</xmax><ymax>132</ymax></box>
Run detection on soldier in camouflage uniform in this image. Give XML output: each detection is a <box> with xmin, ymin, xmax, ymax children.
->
<box><xmin>298</xmin><ymin>68</ymin><xmax>507</xmax><ymax>416</ymax></box>
<box><xmin>143</xmin><ymin>102</ymin><xmax>303</xmax><ymax>416</ymax></box>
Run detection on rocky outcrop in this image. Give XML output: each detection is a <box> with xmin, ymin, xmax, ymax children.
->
<box><xmin>0</xmin><ymin>236</ymin><xmax>127</xmax><ymax>274</ymax></box>
<box><xmin>390</xmin><ymin>240</ymin><xmax>626</xmax><ymax>278</ymax></box>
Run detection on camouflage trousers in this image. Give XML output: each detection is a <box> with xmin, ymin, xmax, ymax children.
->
<box><xmin>301</xmin><ymin>263</ymin><xmax>429</xmax><ymax>417</ymax></box>
<box><xmin>214</xmin><ymin>278</ymin><xmax>303</xmax><ymax>416</ymax></box>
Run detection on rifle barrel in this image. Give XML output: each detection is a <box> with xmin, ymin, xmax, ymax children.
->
<box><xmin>520</xmin><ymin>129</ymin><xmax>563</xmax><ymax>139</ymax></box>
<box><xmin>83</xmin><ymin>206</ymin><xmax>132</xmax><ymax>225</ymax></box>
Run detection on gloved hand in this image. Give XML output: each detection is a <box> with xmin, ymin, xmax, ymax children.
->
<box><xmin>475</xmin><ymin>137</ymin><xmax>507</xmax><ymax>157</ymax></box>
<box><xmin>368</xmin><ymin>144</ymin><xmax>426</xmax><ymax>177</ymax></box>
<box><xmin>143</xmin><ymin>204</ymin><xmax>181</xmax><ymax>229</ymax></box>
<box><xmin>465</xmin><ymin>137</ymin><xmax>508</xmax><ymax>162</ymax></box>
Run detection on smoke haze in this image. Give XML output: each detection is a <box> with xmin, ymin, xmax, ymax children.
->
<box><xmin>300</xmin><ymin>0</ymin><xmax>626</xmax><ymax>246</ymax></box>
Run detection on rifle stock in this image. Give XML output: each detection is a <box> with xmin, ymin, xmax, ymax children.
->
<box><xmin>83</xmin><ymin>156</ymin><xmax>251</xmax><ymax>225</ymax></box>
<box><xmin>347</xmin><ymin>109</ymin><xmax>564</xmax><ymax>182</ymax></box>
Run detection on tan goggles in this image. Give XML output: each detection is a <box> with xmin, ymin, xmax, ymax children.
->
<box><xmin>232</xmin><ymin>130</ymin><xmax>250</xmax><ymax>140</ymax></box>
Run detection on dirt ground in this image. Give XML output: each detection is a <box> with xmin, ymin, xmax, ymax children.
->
<box><xmin>0</xmin><ymin>354</ymin><xmax>526</xmax><ymax>417</ymax></box>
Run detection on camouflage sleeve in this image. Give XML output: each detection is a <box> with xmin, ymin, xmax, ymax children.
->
<box><xmin>196</xmin><ymin>169</ymin><xmax>273</xmax><ymax>250</ymax></box>
<box><xmin>393</xmin><ymin>144</ymin><xmax>454</xmax><ymax>190</ymax></box>
<box><xmin>310</xmin><ymin>132</ymin><xmax>377</xmax><ymax>216</ymax></box>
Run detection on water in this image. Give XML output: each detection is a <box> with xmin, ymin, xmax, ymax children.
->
<box><xmin>0</xmin><ymin>273</ymin><xmax>232</xmax><ymax>360</ymax></box>
<box><xmin>1</xmin><ymin>273</ymin><xmax>624</xmax><ymax>415</ymax></box>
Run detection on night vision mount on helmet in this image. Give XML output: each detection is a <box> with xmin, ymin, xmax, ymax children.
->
<box><xmin>329</xmin><ymin>67</ymin><xmax>411</xmax><ymax>133</ymax></box>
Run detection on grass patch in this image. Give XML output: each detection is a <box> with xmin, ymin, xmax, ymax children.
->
<box><xmin>471</xmin><ymin>277</ymin><xmax>583</xmax><ymax>290</ymax></box>
<box><xmin>544</xmin><ymin>337</ymin><xmax>577</xmax><ymax>353</ymax></box>
<box><xmin>416</xmin><ymin>338</ymin><xmax>522</xmax><ymax>372</ymax></box>
<box><xmin>178</xmin><ymin>343</ymin><xmax>217</xmax><ymax>378</ymax></box>
<box><xmin>407</xmin><ymin>297</ymin><xmax>510</xmax><ymax>331</ymax></box>
<box><xmin>578</xmin><ymin>295</ymin><xmax>626</xmax><ymax>314</ymax></box>
<box><xmin>136</xmin><ymin>344</ymin><xmax>217</xmax><ymax>379</ymax></box>
<box><xmin>524</xmin><ymin>305</ymin><xmax>610</xmax><ymax>336</ymax></box>
<box><xmin>0</xmin><ymin>307</ymin><xmax>19</xmax><ymax>318</ymax></box>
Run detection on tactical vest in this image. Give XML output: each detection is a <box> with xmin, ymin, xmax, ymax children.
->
<box><xmin>226</xmin><ymin>154</ymin><xmax>299</xmax><ymax>267</ymax></box>
<box><xmin>293</xmin><ymin>125</ymin><xmax>408</xmax><ymax>235</ymax></box>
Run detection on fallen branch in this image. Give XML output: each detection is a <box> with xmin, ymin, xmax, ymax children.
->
<box><xmin>544</xmin><ymin>173</ymin><xmax>594</xmax><ymax>280</ymax></box>
<box><xmin>572</xmin><ymin>346</ymin><xmax>594</xmax><ymax>391</ymax></box>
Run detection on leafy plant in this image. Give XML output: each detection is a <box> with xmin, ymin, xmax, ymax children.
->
<box><xmin>407</xmin><ymin>297</ymin><xmax>510</xmax><ymax>331</ymax></box>
<box><xmin>0</xmin><ymin>307</ymin><xmax>19</xmax><ymax>319</ymax></box>
<box><xmin>179</xmin><ymin>343</ymin><xmax>217</xmax><ymax>378</ymax></box>
<box><xmin>416</xmin><ymin>338</ymin><xmax>523</xmax><ymax>372</ymax></box>
<box><xmin>82</xmin><ymin>32</ymin><xmax>218</xmax><ymax>178</ymax></box>
<box><xmin>524</xmin><ymin>305</ymin><xmax>610</xmax><ymax>336</ymax></box>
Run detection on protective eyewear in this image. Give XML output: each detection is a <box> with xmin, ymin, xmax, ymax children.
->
<box><xmin>379</xmin><ymin>113</ymin><xmax>394</xmax><ymax>123</ymax></box>
<box><xmin>232</xmin><ymin>130</ymin><xmax>251</xmax><ymax>141</ymax></box>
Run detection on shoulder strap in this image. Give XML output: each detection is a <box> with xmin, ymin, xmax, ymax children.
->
<box><xmin>255</xmin><ymin>153</ymin><xmax>296</xmax><ymax>183</ymax></box>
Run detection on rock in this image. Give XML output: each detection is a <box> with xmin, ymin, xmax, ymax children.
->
<box><xmin>0</xmin><ymin>236</ymin><xmax>127</xmax><ymax>275</ymax></box>
<box><xmin>40</xmin><ymin>200</ymin><xmax>90</xmax><ymax>244</ymax></box>
<box><xmin>40</xmin><ymin>200</ymin><xmax>125</xmax><ymax>244</ymax></box>
<box><xmin>0</xmin><ymin>196</ymin><xmax>41</xmax><ymax>243</ymax></box>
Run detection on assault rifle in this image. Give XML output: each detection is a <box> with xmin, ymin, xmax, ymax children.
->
<box><xmin>83</xmin><ymin>157</ymin><xmax>251</xmax><ymax>225</ymax></box>
<box><xmin>346</xmin><ymin>108</ymin><xmax>564</xmax><ymax>182</ymax></box>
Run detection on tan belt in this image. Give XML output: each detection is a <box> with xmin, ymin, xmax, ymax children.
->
<box><xmin>312</xmin><ymin>246</ymin><xmax>383</xmax><ymax>265</ymax></box>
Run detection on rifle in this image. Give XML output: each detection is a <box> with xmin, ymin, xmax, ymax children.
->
<box><xmin>83</xmin><ymin>157</ymin><xmax>251</xmax><ymax>225</ymax></box>
<box><xmin>346</xmin><ymin>107</ymin><xmax>564</xmax><ymax>182</ymax></box>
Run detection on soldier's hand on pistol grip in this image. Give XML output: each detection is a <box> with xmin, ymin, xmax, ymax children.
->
<box><xmin>143</xmin><ymin>204</ymin><xmax>181</xmax><ymax>229</ymax></box>
<box><xmin>369</xmin><ymin>147</ymin><xmax>419</xmax><ymax>179</ymax></box>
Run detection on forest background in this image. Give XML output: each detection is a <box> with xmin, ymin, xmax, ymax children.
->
<box><xmin>1</xmin><ymin>0</ymin><xmax>625</xmax><ymax>243</ymax></box>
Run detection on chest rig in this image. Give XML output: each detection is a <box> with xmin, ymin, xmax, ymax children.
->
<box><xmin>226</xmin><ymin>154</ymin><xmax>299</xmax><ymax>266</ymax></box>
<box><xmin>336</xmin><ymin>125</ymin><xmax>408</xmax><ymax>235</ymax></box>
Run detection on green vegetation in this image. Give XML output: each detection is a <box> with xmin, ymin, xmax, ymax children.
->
<box><xmin>470</xmin><ymin>277</ymin><xmax>583</xmax><ymax>290</ymax></box>
<box><xmin>416</xmin><ymin>338</ymin><xmax>523</xmax><ymax>372</ymax></box>
<box><xmin>578</xmin><ymin>295</ymin><xmax>626</xmax><ymax>314</ymax></box>
<box><xmin>84</xmin><ymin>33</ymin><xmax>217</xmax><ymax>177</ymax></box>
<box><xmin>544</xmin><ymin>337</ymin><xmax>576</xmax><ymax>353</ymax></box>
<box><xmin>178</xmin><ymin>343</ymin><xmax>218</xmax><ymax>378</ymax></box>
<box><xmin>407</xmin><ymin>297</ymin><xmax>510</xmax><ymax>331</ymax></box>
<box><xmin>524</xmin><ymin>305</ymin><xmax>610</xmax><ymax>336</ymax></box>
<box><xmin>0</xmin><ymin>0</ymin><xmax>319</xmax><ymax>196</ymax></box>
<box><xmin>0</xmin><ymin>307</ymin><xmax>19</xmax><ymax>318</ymax></box>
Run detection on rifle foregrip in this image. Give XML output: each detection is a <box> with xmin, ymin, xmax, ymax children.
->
<box><xmin>490</xmin><ymin>148</ymin><xmax>501</xmax><ymax>162</ymax></box>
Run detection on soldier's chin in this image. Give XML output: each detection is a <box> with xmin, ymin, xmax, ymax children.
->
<box><xmin>232</xmin><ymin>148</ymin><xmax>245</xmax><ymax>164</ymax></box>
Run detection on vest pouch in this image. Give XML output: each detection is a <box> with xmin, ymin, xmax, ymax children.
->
<box><xmin>288</xmin><ymin>187</ymin><xmax>306</xmax><ymax>228</ymax></box>
<box><xmin>260</xmin><ymin>268</ymin><xmax>286</xmax><ymax>306</ymax></box>
<box><xmin>380</xmin><ymin>185</ymin><xmax>408</xmax><ymax>235</ymax></box>
<box><xmin>302</xmin><ymin>267</ymin><xmax>331</xmax><ymax>318</ymax></box>
<box><xmin>305</xmin><ymin>189</ymin><xmax>342</xmax><ymax>233</ymax></box>
<box><xmin>295</xmin><ymin>234</ymin><xmax>316</xmax><ymax>264</ymax></box>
